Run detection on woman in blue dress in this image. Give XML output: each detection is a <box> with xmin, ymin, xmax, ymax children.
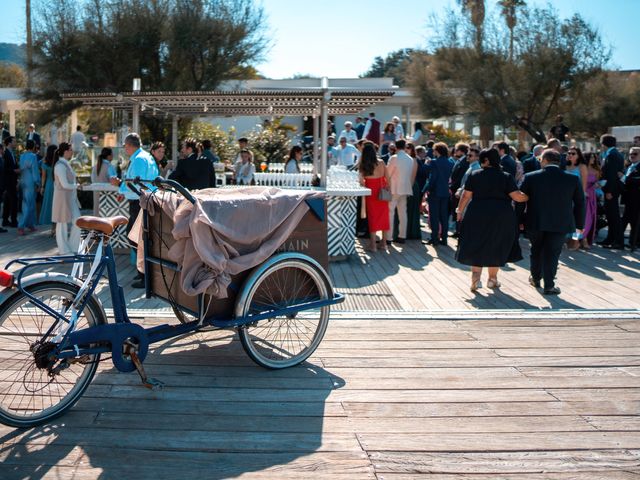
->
<box><xmin>18</xmin><ymin>140</ymin><xmax>41</xmax><ymax>235</ymax></box>
<box><xmin>39</xmin><ymin>144</ymin><xmax>57</xmax><ymax>234</ymax></box>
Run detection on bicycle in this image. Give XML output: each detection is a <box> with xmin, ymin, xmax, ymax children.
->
<box><xmin>0</xmin><ymin>177</ymin><xmax>344</xmax><ymax>428</ymax></box>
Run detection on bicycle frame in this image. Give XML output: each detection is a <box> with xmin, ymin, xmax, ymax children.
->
<box><xmin>5</xmin><ymin>239</ymin><xmax>344</xmax><ymax>373</ymax></box>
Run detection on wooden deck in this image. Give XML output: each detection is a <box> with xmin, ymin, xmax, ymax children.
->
<box><xmin>1</xmin><ymin>224</ymin><xmax>639</xmax><ymax>478</ymax></box>
<box><xmin>1</xmin><ymin>316</ymin><xmax>639</xmax><ymax>478</ymax></box>
<box><xmin>2</xmin><ymin>222</ymin><xmax>640</xmax><ymax>313</ymax></box>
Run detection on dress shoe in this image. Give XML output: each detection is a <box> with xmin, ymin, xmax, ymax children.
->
<box><xmin>439</xmin><ymin>239</ymin><xmax>448</xmax><ymax>246</ymax></box>
<box><xmin>543</xmin><ymin>286</ymin><xmax>561</xmax><ymax>295</ymax></box>
<box><xmin>425</xmin><ymin>238</ymin><xmax>438</xmax><ymax>246</ymax></box>
<box><xmin>602</xmin><ymin>244</ymin><xmax>624</xmax><ymax>250</ymax></box>
<box><xmin>0</xmin><ymin>227</ymin><xmax>7</xmax><ymax>233</ymax></box>
<box><xmin>1</xmin><ymin>221</ymin><xmax>8</xmax><ymax>227</ymax></box>
<box><xmin>131</xmin><ymin>277</ymin><xmax>146</xmax><ymax>289</ymax></box>
<box><xmin>529</xmin><ymin>276</ymin><xmax>541</xmax><ymax>288</ymax></box>
<box><xmin>386</xmin><ymin>240</ymin><xmax>392</xmax><ymax>246</ymax></box>
<box><xmin>394</xmin><ymin>238</ymin><xmax>406</xmax><ymax>244</ymax></box>
<box><xmin>596</xmin><ymin>240</ymin><xmax>612</xmax><ymax>247</ymax></box>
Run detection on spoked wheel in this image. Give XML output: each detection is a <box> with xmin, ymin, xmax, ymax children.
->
<box><xmin>0</xmin><ymin>281</ymin><xmax>105</xmax><ymax>428</ymax></box>
<box><xmin>237</xmin><ymin>257</ymin><xmax>330</xmax><ymax>369</ymax></box>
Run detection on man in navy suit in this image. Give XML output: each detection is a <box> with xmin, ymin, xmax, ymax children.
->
<box><xmin>597</xmin><ymin>134</ymin><xmax>625</xmax><ymax>249</ymax></box>
<box><xmin>25</xmin><ymin>123</ymin><xmax>41</xmax><ymax>150</ymax></box>
<box><xmin>520</xmin><ymin>149</ymin><xmax>585</xmax><ymax>295</ymax></box>
<box><xmin>497</xmin><ymin>142</ymin><xmax>517</xmax><ymax>178</ymax></box>
<box><xmin>2</xmin><ymin>136</ymin><xmax>19</xmax><ymax>227</ymax></box>
<box><xmin>425</xmin><ymin>142</ymin><xmax>454</xmax><ymax>246</ymax></box>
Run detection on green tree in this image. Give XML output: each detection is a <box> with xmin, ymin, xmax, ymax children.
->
<box><xmin>497</xmin><ymin>0</ymin><xmax>526</xmax><ymax>62</ymax></box>
<box><xmin>566</xmin><ymin>72</ymin><xmax>640</xmax><ymax>140</ymax></box>
<box><xmin>411</xmin><ymin>3</ymin><xmax>610</xmax><ymax>144</ymax></box>
<box><xmin>457</xmin><ymin>0</ymin><xmax>486</xmax><ymax>52</ymax></box>
<box><xmin>29</xmin><ymin>0</ymin><xmax>269</xmax><ymax>141</ymax></box>
<box><xmin>361</xmin><ymin>49</ymin><xmax>421</xmax><ymax>86</ymax></box>
<box><xmin>0</xmin><ymin>62</ymin><xmax>26</xmax><ymax>87</ymax></box>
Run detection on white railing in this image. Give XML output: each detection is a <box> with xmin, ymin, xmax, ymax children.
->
<box><xmin>254</xmin><ymin>173</ymin><xmax>314</xmax><ymax>187</ymax></box>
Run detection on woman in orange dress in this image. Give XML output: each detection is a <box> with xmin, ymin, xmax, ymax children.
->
<box><xmin>358</xmin><ymin>141</ymin><xmax>390</xmax><ymax>252</ymax></box>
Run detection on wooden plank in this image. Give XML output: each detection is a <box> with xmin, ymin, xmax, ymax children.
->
<box><xmin>370</xmin><ymin>450</ymin><xmax>640</xmax><ymax>474</ymax></box>
<box><xmin>358</xmin><ymin>431</ymin><xmax>640</xmax><ymax>452</ymax></box>
<box><xmin>375</xmin><ymin>474</ymin><xmax>640</xmax><ymax>479</ymax></box>
<box><xmin>342</xmin><ymin>401</ymin><xmax>640</xmax><ymax>418</ymax></box>
<box><xmin>2</xmin><ymin>428</ymin><xmax>363</xmax><ymax>453</ymax></box>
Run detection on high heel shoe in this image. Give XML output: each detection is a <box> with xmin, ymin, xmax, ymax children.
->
<box><xmin>487</xmin><ymin>278</ymin><xmax>501</xmax><ymax>289</ymax></box>
<box><xmin>470</xmin><ymin>279</ymin><xmax>482</xmax><ymax>292</ymax></box>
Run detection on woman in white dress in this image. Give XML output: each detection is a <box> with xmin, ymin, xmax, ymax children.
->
<box><xmin>52</xmin><ymin>142</ymin><xmax>82</xmax><ymax>254</ymax></box>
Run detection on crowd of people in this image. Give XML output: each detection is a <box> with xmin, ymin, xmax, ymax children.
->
<box><xmin>348</xmin><ymin>112</ymin><xmax>640</xmax><ymax>296</ymax></box>
<box><xmin>2</xmin><ymin>114</ymin><xmax>640</xmax><ymax>296</ymax></box>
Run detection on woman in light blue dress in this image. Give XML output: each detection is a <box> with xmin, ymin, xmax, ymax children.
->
<box><xmin>565</xmin><ymin>147</ymin><xmax>588</xmax><ymax>247</ymax></box>
<box><xmin>18</xmin><ymin>140</ymin><xmax>41</xmax><ymax>235</ymax></box>
<box><xmin>39</xmin><ymin>144</ymin><xmax>57</xmax><ymax>232</ymax></box>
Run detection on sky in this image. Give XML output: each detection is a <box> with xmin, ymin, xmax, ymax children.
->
<box><xmin>3</xmin><ymin>0</ymin><xmax>638</xmax><ymax>79</ymax></box>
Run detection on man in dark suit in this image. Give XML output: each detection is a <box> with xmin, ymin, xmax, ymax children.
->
<box><xmin>597</xmin><ymin>134</ymin><xmax>625</xmax><ymax>249</ymax></box>
<box><xmin>520</xmin><ymin>149</ymin><xmax>585</xmax><ymax>295</ymax></box>
<box><xmin>425</xmin><ymin>142</ymin><xmax>454</xmax><ymax>246</ymax></box>
<box><xmin>522</xmin><ymin>145</ymin><xmax>543</xmax><ymax>174</ymax></box>
<box><xmin>25</xmin><ymin>123</ymin><xmax>41</xmax><ymax>150</ymax></box>
<box><xmin>2</xmin><ymin>136</ymin><xmax>19</xmax><ymax>228</ymax></box>
<box><xmin>497</xmin><ymin>142</ymin><xmax>517</xmax><ymax>177</ymax></box>
<box><xmin>622</xmin><ymin>147</ymin><xmax>640</xmax><ymax>250</ymax></box>
<box><xmin>0</xmin><ymin>122</ymin><xmax>9</xmax><ymax>142</ymax></box>
<box><xmin>169</xmin><ymin>137</ymin><xmax>215</xmax><ymax>190</ymax></box>
<box><xmin>0</xmin><ymin>143</ymin><xmax>6</xmax><ymax>232</ymax></box>
<box><xmin>449</xmin><ymin>142</ymin><xmax>469</xmax><ymax>238</ymax></box>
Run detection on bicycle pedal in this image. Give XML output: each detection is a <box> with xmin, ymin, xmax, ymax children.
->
<box><xmin>143</xmin><ymin>377</ymin><xmax>165</xmax><ymax>391</ymax></box>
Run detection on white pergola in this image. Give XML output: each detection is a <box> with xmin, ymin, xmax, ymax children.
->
<box><xmin>61</xmin><ymin>79</ymin><xmax>396</xmax><ymax>185</ymax></box>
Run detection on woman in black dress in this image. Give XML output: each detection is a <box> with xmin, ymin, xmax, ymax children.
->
<box><xmin>456</xmin><ymin>148</ymin><xmax>528</xmax><ymax>292</ymax></box>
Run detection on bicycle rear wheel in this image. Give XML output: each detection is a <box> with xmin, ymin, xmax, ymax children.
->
<box><xmin>0</xmin><ymin>281</ymin><xmax>105</xmax><ymax>428</ymax></box>
<box><xmin>237</xmin><ymin>257</ymin><xmax>330</xmax><ymax>369</ymax></box>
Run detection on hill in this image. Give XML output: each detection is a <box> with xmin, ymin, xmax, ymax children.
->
<box><xmin>0</xmin><ymin>43</ymin><xmax>25</xmax><ymax>66</ymax></box>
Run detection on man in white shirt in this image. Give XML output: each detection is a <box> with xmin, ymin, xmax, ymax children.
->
<box><xmin>386</xmin><ymin>139</ymin><xmax>417</xmax><ymax>244</ymax></box>
<box><xmin>334</xmin><ymin>137</ymin><xmax>360</xmax><ymax>167</ymax></box>
<box><xmin>338</xmin><ymin>121</ymin><xmax>358</xmax><ymax>145</ymax></box>
<box><xmin>70</xmin><ymin>126</ymin><xmax>87</xmax><ymax>163</ymax></box>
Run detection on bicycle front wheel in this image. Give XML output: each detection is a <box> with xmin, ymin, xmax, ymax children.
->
<box><xmin>0</xmin><ymin>281</ymin><xmax>105</xmax><ymax>428</ymax></box>
<box><xmin>237</xmin><ymin>257</ymin><xmax>330</xmax><ymax>369</ymax></box>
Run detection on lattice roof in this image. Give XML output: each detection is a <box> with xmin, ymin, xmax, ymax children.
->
<box><xmin>61</xmin><ymin>89</ymin><xmax>396</xmax><ymax>117</ymax></box>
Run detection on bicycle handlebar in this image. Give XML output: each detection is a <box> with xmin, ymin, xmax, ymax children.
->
<box><xmin>125</xmin><ymin>176</ymin><xmax>197</xmax><ymax>205</ymax></box>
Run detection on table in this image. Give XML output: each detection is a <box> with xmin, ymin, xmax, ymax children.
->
<box><xmin>81</xmin><ymin>183</ymin><xmax>130</xmax><ymax>251</ymax></box>
<box><xmin>325</xmin><ymin>187</ymin><xmax>371</xmax><ymax>260</ymax></box>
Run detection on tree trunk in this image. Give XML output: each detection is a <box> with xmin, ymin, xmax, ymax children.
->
<box><xmin>26</xmin><ymin>0</ymin><xmax>32</xmax><ymax>90</ymax></box>
<box><xmin>479</xmin><ymin>122</ymin><xmax>492</xmax><ymax>147</ymax></box>
<box><xmin>508</xmin><ymin>28</ymin><xmax>514</xmax><ymax>63</ymax></box>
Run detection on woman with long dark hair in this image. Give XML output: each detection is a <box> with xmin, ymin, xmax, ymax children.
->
<box><xmin>456</xmin><ymin>148</ymin><xmax>528</xmax><ymax>291</ymax></box>
<box><xmin>52</xmin><ymin>142</ymin><xmax>82</xmax><ymax>254</ymax></box>
<box><xmin>91</xmin><ymin>147</ymin><xmax>116</xmax><ymax>215</ymax></box>
<box><xmin>582</xmin><ymin>152</ymin><xmax>602</xmax><ymax>249</ymax></box>
<box><xmin>358</xmin><ymin>141</ymin><xmax>390</xmax><ymax>252</ymax></box>
<box><xmin>39</xmin><ymin>144</ymin><xmax>57</xmax><ymax>233</ymax></box>
<box><xmin>565</xmin><ymin>147</ymin><xmax>588</xmax><ymax>249</ymax></box>
<box><xmin>285</xmin><ymin>145</ymin><xmax>302</xmax><ymax>173</ymax></box>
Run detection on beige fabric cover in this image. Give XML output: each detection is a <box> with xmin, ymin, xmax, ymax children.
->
<box><xmin>130</xmin><ymin>186</ymin><xmax>324</xmax><ymax>298</ymax></box>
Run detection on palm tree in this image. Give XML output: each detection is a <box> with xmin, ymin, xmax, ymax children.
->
<box><xmin>26</xmin><ymin>0</ymin><xmax>32</xmax><ymax>90</ymax></box>
<box><xmin>457</xmin><ymin>0</ymin><xmax>486</xmax><ymax>52</ymax></box>
<box><xmin>497</xmin><ymin>0</ymin><xmax>526</xmax><ymax>62</ymax></box>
